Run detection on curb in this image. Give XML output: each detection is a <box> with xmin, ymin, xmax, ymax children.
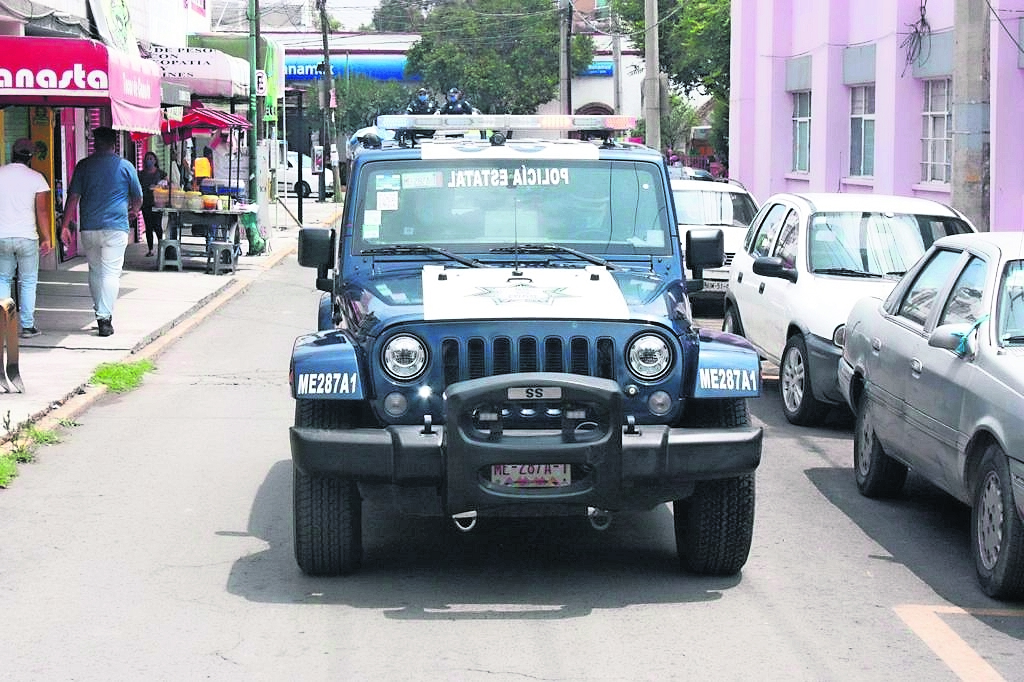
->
<box><xmin>9</xmin><ymin>242</ymin><xmax>298</xmax><ymax>442</ymax></box>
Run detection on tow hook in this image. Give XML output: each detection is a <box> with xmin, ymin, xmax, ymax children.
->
<box><xmin>587</xmin><ymin>507</ymin><xmax>612</xmax><ymax>531</ymax></box>
<box><xmin>452</xmin><ymin>510</ymin><xmax>478</xmax><ymax>532</ymax></box>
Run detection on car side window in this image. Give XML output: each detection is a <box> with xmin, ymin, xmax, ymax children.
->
<box><xmin>772</xmin><ymin>211</ymin><xmax>800</xmax><ymax>269</ymax></box>
<box><xmin>938</xmin><ymin>256</ymin><xmax>987</xmax><ymax>326</ymax></box>
<box><xmin>896</xmin><ymin>249</ymin><xmax>963</xmax><ymax>326</ymax></box>
<box><xmin>749</xmin><ymin>204</ymin><xmax>790</xmax><ymax>257</ymax></box>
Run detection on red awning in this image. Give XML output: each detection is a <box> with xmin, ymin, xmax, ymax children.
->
<box><xmin>160</xmin><ymin>104</ymin><xmax>252</xmax><ymax>143</ymax></box>
<box><xmin>0</xmin><ymin>36</ymin><xmax>162</xmax><ymax>134</ymax></box>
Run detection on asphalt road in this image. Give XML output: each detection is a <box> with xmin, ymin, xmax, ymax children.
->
<box><xmin>1</xmin><ymin>258</ymin><xmax>1021</xmax><ymax>681</ymax></box>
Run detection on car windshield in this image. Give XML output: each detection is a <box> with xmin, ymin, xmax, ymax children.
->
<box><xmin>997</xmin><ymin>259</ymin><xmax>1024</xmax><ymax>345</ymax></box>
<box><xmin>352</xmin><ymin>159</ymin><xmax>673</xmax><ymax>256</ymax></box>
<box><xmin>673</xmin><ymin>188</ymin><xmax>757</xmax><ymax>227</ymax></box>
<box><xmin>808</xmin><ymin>211</ymin><xmax>972</xmax><ymax>276</ymax></box>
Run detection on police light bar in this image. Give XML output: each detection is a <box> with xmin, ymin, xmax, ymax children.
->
<box><xmin>377</xmin><ymin>114</ymin><xmax>637</xmax><ymax>133</ymax></box>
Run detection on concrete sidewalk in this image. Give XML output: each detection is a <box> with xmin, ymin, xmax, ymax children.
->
<box><xmin>2</xmin><ymin>196</ymin><xmax>344</xmax><ymax>441</ymax></box>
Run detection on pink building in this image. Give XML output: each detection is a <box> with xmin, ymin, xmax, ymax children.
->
<box><xmin>730</xmin><ymin>0</ymin><xmax>1024</xmax><ymax>231</ymax></box>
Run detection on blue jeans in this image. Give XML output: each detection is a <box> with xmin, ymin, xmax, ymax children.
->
<box><xmin>80</xmin><ymin>229</ymin><xmax>129</xmax><ymax>321</ymax></box>
<box><xmin>0</xmin><ymin>237</ymin><xmax>40</xmax><ymax>329</ymax></box>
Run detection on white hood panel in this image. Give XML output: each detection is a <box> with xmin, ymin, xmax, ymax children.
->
<box><xmin>421</xmin><ymin>265</ymin><xmax>630</xmax><ymax>320</ymax></box>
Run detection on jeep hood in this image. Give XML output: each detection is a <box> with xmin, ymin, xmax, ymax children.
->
<box><xmin>360</xmin><ymin>265</ymin><xmax>675</xmax><ymax>322</ymax></box>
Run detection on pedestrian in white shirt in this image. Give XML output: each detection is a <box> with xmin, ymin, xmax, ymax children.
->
<box><xmin>0</xmin><ymin>138</ymin><xmax>52</xmax><ymax>338</ymax></box>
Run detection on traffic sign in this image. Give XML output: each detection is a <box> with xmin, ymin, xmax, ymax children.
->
<box><xmin>254</xmin><ymin>69</ymin><xmax>267</xmax><ymax>96</ymax></box>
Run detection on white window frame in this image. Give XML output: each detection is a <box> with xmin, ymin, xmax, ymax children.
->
<box><xmin>921</xmin><ymin>78</ymin><xmax>952</xmax><ymax>183</ymax></box>
<box><xmin>792</xmin><ymin>91</ymin><xmax>811</xmax><ymax>172</ymax></box>
<box><xmin>849</xmin><ymin>85</ymin><xmax>875</xmax><ymax>177</ymax></box>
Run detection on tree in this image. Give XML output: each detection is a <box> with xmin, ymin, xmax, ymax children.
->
<box><xmin>612</xmin><ymin>0</ymin><xmax>731</xmax><ymax>102</ymax></box>
<box><xmin>405</xmin><ymin>0</ymin><xmax>593</xmax><ymax>114</ymax></box>
<box><xmin>370</xmin><ymin>0</ymin><xmax>431</xmax><ymax>33</ymax></box>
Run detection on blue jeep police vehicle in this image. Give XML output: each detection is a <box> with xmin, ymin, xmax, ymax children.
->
<box><xmin>290</xmin><ymin>114</ymin><xmax>763</xmax><ymax>576</ymax></box>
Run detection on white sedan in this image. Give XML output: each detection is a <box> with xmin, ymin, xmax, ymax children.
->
<box><xmin>277</xmin><ymin>151</ymin><xmax>334</xmax><ymax>197</ymax></box>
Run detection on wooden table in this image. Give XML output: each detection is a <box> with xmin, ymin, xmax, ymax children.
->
<box><xmin>155</xmin><ymin>207</ymin><xmax>243</xmax><ymax>272</ymax></box>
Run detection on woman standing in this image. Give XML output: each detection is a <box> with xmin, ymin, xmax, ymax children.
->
<box><xmin>139</xmin><ymin>151</ymin><xmax>167</xmax><ymax>257</ymax></box>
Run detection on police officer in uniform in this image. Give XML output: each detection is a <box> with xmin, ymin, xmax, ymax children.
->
<box><xmin>439</xmin><ymin>87</ymin><xmax>473</xmax><ymax>115</ymax></box>
<box><xmin>398</xmin><ymin>87</ymin><xmax>437</xmax><ymax>147</ymax></box>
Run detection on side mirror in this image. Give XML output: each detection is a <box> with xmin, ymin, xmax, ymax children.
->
<box><xmin>928</xmin><ymin>323</ymin><xmax>974</xmax><ymax>356</ymax></box>
<box><xmin>685</xmin><ymin>228</ymin><xmax>725</xmax><ymax>271</ymax></box>
<box><xmin>298</xmin><ymin>227</ymin><xmax>336</xmax><ymax>293</ymax></box>
<box><xmin>753</xmin><ymin>256</ymin><xmax>798</xmax><ymax>283</ymax></box>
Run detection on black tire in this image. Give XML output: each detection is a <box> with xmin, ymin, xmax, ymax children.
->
<box><xmin>971</xmin><ymin>444</ymin><xmax>1024</xmax><ymax>600</ymax></box>
<box><xmin>722</xmin><ymin>305</ymin><xmax>744</xmax><ymax>337</ymax></box>
<box><xmin>296</xmin><ymin>181</ymin><xmax>311</xmax><ymax>198</ymax></box>
<box><xmin>292</xmin><ymin>399</ymin><xmax>362</xmax><ymax>576</ymax></box>
<box><xmin>675</xmin><ymin>398</ymin><xmax>756</xmax><ymax>575</ymax></box>
<box><xmin>779</xmin><ymin>334</ymin><xmax>829</xmax><ymax>426</ymax></box>
<box><xmin>853</xmin><ymin>393</ymin><xmax>907</xmax><ymax>498</ymax></box>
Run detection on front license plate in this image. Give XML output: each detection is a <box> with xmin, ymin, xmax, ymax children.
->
<box><xmin>491</xmin><ymin>464</ymin><xmax>571</xmax><ymax>488</ymax></box>
<box><xmin>507</xmin><ymin>386</ymin><xmax>562</xmax><ymax>400</ymax></box>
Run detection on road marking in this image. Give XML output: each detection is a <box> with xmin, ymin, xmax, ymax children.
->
<box><xmin>895</xmin><ymin>604</ymin><xmax>1024</xmax><ymax>681</ymax></box>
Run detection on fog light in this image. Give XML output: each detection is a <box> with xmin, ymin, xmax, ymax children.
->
<box><xmin>383</xmin><ymin>392</ymin><xmax>408</xmax><ymax>417</ymax></box>
<box><xmin>648</xmin><ymin>390</ymin><xmax>672</xmax><ymax>416</ymax></box>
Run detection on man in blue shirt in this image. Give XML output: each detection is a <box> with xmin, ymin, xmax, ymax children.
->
<box><xmin>59</xmin><ymin>126</ymin><xmax>143</xmax><ymax>337</ymax></box>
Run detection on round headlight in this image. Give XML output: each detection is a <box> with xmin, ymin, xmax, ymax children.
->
<box><xmin>627</xmin><ymin>334</ymin><xmax>672</xmax><ymax>380</ymax></box>
<box><xmin>382</xmin><ymin>334</ymin><xmax>427</xmax><ymax>380</ymax></box>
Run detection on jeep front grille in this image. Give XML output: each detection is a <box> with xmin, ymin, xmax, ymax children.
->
<box><xmin>441</xmin><ymin>336</ymin><xmax>616</xmax><ymax>387</ymax></box>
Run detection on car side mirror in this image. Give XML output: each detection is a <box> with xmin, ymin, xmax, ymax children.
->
<box><xmin>685</xmin><ymin>228</ymin><xmax>725</xmax><ymax>271</ymax></box>
<box><xmin>928</xmin><ymin>323</ymin><xmax>974</xmax><ymax>357</ymax></box>
<box><xmin>298</xmin><ymin>227</ymin><xmax>336</xmax><ymax>292</ymax></box>
<box><xmin>753</xmin><ymin>256</ymin><xmax>797</xmax><ymax>283</ymax></box>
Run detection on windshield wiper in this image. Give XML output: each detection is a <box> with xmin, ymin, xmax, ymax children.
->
<box><xmin>1002</xmin><ymin>335</ymin><xmax>1024</xmax><ymax>344</ymax></box>
<box><xmin>813</xmin><ymin>267</ymin><xmax>883</xmax><ymax>278</ymax></box>
<box><xmin>361</xmin><ymin>245</ymin><xmax>486</xmax><ymax>268</ymax></box>
<box><xmin>489</xmin><ymin>244</ymin><xmax>618</xmax><ymax>270</ymax></box>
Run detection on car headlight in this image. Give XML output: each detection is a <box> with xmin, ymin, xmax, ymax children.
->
<box><xmin>627</xmin><ymin>334</ymin><xmax>672</xmax><ymax>380</ymax></box>
<box><xmin>382</xmin><ymin>334</ymin><xmax>428</xmax><ymax>380</ymax></box>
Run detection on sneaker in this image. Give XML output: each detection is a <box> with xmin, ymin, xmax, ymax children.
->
<box><xmin>19</xmin><ymin>326</ymin><xmax>40</xmax><ymax>338</ymax></box>
<box><xmin>145</xmin><ymin>250</ymin><xmax>154</xmax><ymax>257</ymax></box>
<box><xmin>97</xmin><ymin>318</ymin><xmax>114</xmax><ymax>337</ymax></box>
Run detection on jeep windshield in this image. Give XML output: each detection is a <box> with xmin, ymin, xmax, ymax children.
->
<box><xmin>808</xmin><ymin>211</ymin><xmax>973</xmax><ymax>276</ymax></box>
<box><xmin>351</xmin><ymin>159</ymin><xmax>673</xmax><ymax>258</ymax></box>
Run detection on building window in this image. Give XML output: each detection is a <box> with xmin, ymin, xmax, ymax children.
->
<box><xmin>792</xmin><ymin>91</ymin><xmax>811</xmax><ymax>172</ymax></box>
<box><xmin>921</xmin><ymin>78</ymin><xmax>952</xmax><ymax>183</ymax></box>
<box><xmin>850</xmin><ymin>85</ymin><xmax>875</xmax><ymax>176</ymax></box>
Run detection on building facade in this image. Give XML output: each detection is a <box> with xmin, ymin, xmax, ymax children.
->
<box><xmin>730</xmin><ymin>0</ymin><xmax>1024</xmax><ymax>231</ymax></box>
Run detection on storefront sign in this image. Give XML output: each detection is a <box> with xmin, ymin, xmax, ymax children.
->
<box><xmin>0</xmin><ymin>37</ymin><xmax>162</xmax><ymax>134</ymax></box>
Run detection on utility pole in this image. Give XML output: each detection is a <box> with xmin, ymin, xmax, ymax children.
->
<box><xmin>952</xmin><ymin>0</ymin><xmax>990</xmax><ymax>230</ymax></box>
<box><xmin>612</xmin><ymin>20</ymin><xmax>622</xmax><ymax>114</ymax></box>
<box><xmin>559</xmin><ymin>0</ymin><xmax>570</xmax><ymax>115</ymax></box>
<box><xmin>643</xmin><ymin>0</ymin><xmax>661</xmax><ymax>153</ymax></box>
<box><xmin>247</xmin><ymin>0</ymin><xmax>259</xmax><ymax>203</ymax></box>
<box><xmin>316</xmin><ymin>0</ymin><xmax>334</xmax><ymax>203</ymax></box>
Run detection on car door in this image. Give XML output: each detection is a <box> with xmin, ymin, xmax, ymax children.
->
<box><xmin>874</xmin><ymin>248</ymin><xmax>965</xmax><ymax>477</ymax></box>
<box><xmin>760</xmin><ymin>209</ymin><xmax>802</xmax><ymax>358</ymax></box>
<box><xmin>731</xmin><ymin>202</ymin><xmax>791</xmax><ymax>356</ymax></box>
<box><xmin>905</xmin><ymin>254</ymin><xmax>988</xmax><ymax>493</ymax></box>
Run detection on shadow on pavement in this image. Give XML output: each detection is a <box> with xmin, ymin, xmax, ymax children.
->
<box><xmin>223</xmin><ymin>460</ymin><xmax>745</xmax><ymax>617</ymax></box>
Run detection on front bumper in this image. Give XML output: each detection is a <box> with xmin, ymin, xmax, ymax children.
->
<box><xmin>291</xmin><ymin>373</ymin><xmax>763</xmax><ymax>513</ymax></box>
<box><xmin>805</xmin><ymin>333</ymin><xmax>845</xmax><ymax>405</ymax></box>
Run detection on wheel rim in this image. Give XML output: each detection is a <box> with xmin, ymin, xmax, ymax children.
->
<box><xmin>781</xmin><ymin>346</ymin><xmax>806</xmax><ymax>413</ymax></box>
<box><xmin>856</xmin><ymin>409</ymin><xmax>872</xmax><ymax>477</ymax></box>
<box><xmin>977</xmin><ymin>471</ymin><xmax>1004</xmax><ymax>571</ymax></box>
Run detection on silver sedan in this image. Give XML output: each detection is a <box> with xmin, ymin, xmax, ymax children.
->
<box><xmin>838</xmin><ymin>231</ymin><xmax>1024</xmax><ymax>600</ymax></box>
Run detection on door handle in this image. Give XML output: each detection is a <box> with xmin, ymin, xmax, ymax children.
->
<box><xmin>910</xmin><ymin>358</ymin><xmax>923</xmax><ymax>374</ymax></box>
<box><xmin>871</xmin><ymin>338</ymin><xmax>881</xmax><ymax>351</ymax></box>
<box><xmin>737</xmin><ymin>272</ymin><xmax>744</xmax><ymax>284</ymax></box>
<box><xmin>758</xmin><ymin>282</ymin><xmax>765</xmax><ymax>294</ymax></box>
